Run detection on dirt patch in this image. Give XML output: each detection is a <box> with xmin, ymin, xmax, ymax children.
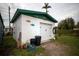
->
<box><xmin>41</xmin><ymin>41</ymin><xmax>70</xmax><ymax>56</ymax></box>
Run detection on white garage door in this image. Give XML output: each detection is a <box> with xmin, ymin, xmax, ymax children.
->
<box><xmin>40</xmin><ymin>23</ymin><xmax>53</xmax><ymax>42</ymax></box>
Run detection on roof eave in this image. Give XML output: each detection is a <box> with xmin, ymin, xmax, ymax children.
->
<box><xmin>11</xmin><ymin>9</ymin><xmax>57</xmax><ymax>23</ymax></box>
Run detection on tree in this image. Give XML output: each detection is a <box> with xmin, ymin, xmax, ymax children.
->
<box><xmin>58</xmin><ymin>17</ymin><xmax>75</xmax><ymax>30</ymax></box>
<box><xmin>58</xmin><ymin>17</ymin><xmax>75</xmax><ymax>35</ymax></box>
<box><xmin>58</xmin><ymin>20</ymin><xmax>68</xmax><ymax>29</ymax></box>
<box><xmin>42</xmin><ymin>3</ymin><xmax>51</xmax><ymax>13</ymax></box>
<box><xmin>66</xmin><ymin>18</ymin><xmax>75</xmax><ymax>29</ymax></box>
<box><xmin>76</xmin><ymin>22</ymin><xmax>79</xmax><ymax>28</ymax></box>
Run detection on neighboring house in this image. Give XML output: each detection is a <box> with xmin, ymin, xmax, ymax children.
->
<box><xmin>73</xmin><ymin>28</ymin><xmax>79</xmax><ymax>36</ymax></box>
<box><xmin>5</xmin><ymin>26</ymin><xmax>9</xmax><ymax>33</ymax></box>
<box><xmin>11</xmin><ymin>9</ymin><xmax>57</xmax><ymax>46</ymax></box>
<box><xmin>73</xmin><ymin>28</ymin><xmax>79</xmax><ymax>30</ymax></box>
<box><xmin>0</xmin><ymin>13</ymin><xmax>4</xmax><ymax>44</ymax></box>
<box><xmin>5</xmin><ymin>26</ymin><xmax>13</xmax><ymax>34</ymax></box>
<box><xmin>53</xmin><ymin>26</ymin><xmax>58</xmax><ymax>34</ymax></box>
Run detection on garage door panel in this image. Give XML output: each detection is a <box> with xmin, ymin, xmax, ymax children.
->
<box><xmin>40</xmin><ymin>23</ymin><xmax>52</xmax><ymax>42</ymax></box>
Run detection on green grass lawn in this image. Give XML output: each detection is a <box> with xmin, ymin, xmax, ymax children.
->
<box><xmin>55</xmin><ymin>35</ymin><xmax>79</xmax><ymax>56</ymax></box>
<box><xmin>0</xmin><ymin>35</ymin><xmax>44</xmax><ymax>56</ymax></box>
<box><xmin>11</xmin><ymin>46</ymin><xmax>44</xmax><ymax>56</ymax></box>
<box><xmin>1</xmin><ymin>34</ymin><xmax>79</xmax><ymax>56</ymax></box>
<box><xmin>3</xmin><ymin>36</ymin><xmax>16</xmax><ymax>48</ymax></box>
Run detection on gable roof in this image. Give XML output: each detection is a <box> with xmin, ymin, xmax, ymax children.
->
<box><xmin>11</xmin><ymin>9</ymin><xmax>57</xmax><ymax>23</ymax></box>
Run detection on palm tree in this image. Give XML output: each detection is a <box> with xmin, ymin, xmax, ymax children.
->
<box><xmin>42</xmin><ymin>3</ymin><xmax>51</xmax><ymax>13</ymax></box>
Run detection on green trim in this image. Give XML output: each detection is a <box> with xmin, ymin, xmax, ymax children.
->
<box><xmin>10</xmin><ymin>9</ymin><xmax>57</xmax><ymax>23</ymax></box>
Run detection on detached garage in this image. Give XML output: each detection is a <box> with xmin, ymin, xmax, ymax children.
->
<box><xmin>11</xmin><ymin>9</ymin><xmax>57</xmax><ymax>47</ymax></box>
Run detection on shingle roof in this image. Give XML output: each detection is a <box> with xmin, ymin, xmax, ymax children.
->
<box><xmin>11</xmin><ymin>9</ymin><xmax>57</xmax><ymax>23</ymax></box>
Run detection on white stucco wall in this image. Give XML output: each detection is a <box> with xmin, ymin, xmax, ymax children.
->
<box><xmin>13</xmin><ymin>15</ymin><xmax>22</xmax><ymax>41</ymax></box>
<box><xmin>21</xmin><ymin>14</ymin><xmax>55</xmax><ymax>44</ymax></box>
<box><xmin>13</xmin><ymin>14</ymin><xmax>55</xmax><ymax>45</ymax></box>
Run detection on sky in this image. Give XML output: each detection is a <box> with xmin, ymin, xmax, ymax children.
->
<box><xmin>0</xmin><ymin>3</ymin><xmax>79</xmax><ymax>27</ymax></box>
